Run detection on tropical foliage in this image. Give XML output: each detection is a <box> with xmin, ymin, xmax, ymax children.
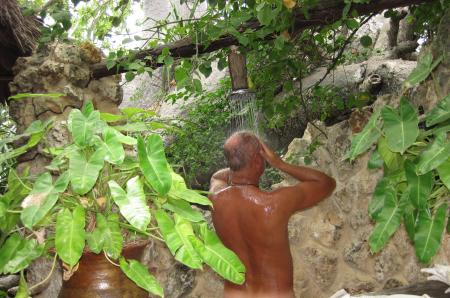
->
<box><xmin>0</xmin><ymin>102</ymin><xmax>245</xmax><ymax>296</ymax></box>
<box><xmin>346</xmin><ymin>52</ymin><xmax>450</xmax><ymax>263</ymax></box>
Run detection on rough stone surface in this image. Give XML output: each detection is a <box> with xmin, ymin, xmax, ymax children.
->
<box><xmin>8</xmin><ymin>42</ymin><xmax>122</xmax><ymax>176</ymax></box>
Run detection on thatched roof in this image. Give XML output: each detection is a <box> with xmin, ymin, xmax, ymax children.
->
<box><xmin>0</xmin><ymin>0</ymin><xmax>40</xmax><ymax>56</ymax></box>
<box><xmin>0</xmin><ymin>0</ymin><xmax>40</xmax><ymax>104</ymax></box>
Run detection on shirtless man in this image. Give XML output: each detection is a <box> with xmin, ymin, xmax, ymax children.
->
<box><xmin>209</xmin><ymin>132</ymin><xmax>336</xmax><ymax>298</ymax></box>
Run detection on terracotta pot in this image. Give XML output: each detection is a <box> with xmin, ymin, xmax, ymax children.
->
<box><xmin>58</xmin><ymin>241</ymin><xmax>150</xmax><ymax>298</ymax></box>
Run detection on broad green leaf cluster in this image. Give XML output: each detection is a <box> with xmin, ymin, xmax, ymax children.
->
<box><xmin>0</xmin><ymin>102</ymin><xmax>245</xmax><ymax>296</ymax></box>
<box><xmin>346</xmin><ymin>90</ymin><xmax>450</xmax><ymax>263</ymax></box>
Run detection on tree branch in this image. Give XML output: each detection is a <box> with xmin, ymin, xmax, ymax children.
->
<box><xmin>89</xmin><ymin>0</ymin><xmax>432</xmax><ymax>79</ymax></box>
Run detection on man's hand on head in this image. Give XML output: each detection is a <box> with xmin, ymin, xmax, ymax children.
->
<box><xmin>259</xmin><ymin>141</ymin><xmax>283</xmax><ymax>169</ymax></box>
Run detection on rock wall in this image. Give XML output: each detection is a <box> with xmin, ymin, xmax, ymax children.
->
<box><xmin>8</xmin><ymin>42</ymin><xmax>122</xmax><ymax>175</ymax></box>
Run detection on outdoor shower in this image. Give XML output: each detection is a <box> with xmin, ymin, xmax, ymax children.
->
<box><xmin>228</xmin><ymin>47</ymin><xmax>260</xmax><ymax>135</ymax></box>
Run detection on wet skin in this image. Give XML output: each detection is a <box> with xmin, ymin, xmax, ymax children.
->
<box><xmin>209</xmin><ymin>138</ymin><xmax>336</xmax><ymax>298</ymax></box>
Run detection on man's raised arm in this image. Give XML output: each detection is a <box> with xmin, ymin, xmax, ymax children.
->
<box><xmin>260</xmin><ymin>141</ymin><xmax>336</xmax><ymax>214</ymax></box>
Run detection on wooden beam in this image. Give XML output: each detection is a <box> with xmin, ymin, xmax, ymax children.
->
<box><xmin>91</xmin><ymin>0</ymin><xmax>432</xmax><ymax>79</ymax></box>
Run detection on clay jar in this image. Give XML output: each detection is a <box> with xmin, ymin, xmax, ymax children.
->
<box><xmin>59</xmin><ymin>241</ymin><xmax>149</xmax><ymax>298</ymax></box>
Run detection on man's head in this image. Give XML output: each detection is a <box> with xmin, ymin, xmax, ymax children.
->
<box><xmin>223</xmin><ymin>132</ymin><xmax>264</xmax><ymax>174</ymax></box>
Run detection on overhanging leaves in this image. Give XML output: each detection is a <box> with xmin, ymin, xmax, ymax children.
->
<box><xmin>404</xmin><ymin>53</ymin><xmax>442</xmax><ymax>88</ymax></box>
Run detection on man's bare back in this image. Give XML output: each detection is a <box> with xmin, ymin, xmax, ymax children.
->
<box><xmin>209</xmin><ymin>133</ymin><xmax>335</xmax><ymax>298</ymax></box>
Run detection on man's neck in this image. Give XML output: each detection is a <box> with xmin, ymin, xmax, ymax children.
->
<box><xmin>228</xmin><ymin>171</ymin><xmax>259</xmax><ymax>187</ymax></box>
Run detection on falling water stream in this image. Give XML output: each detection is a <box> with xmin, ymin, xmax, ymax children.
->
<box><xmin>229</xmin><ymin>89</ymin><xmax>261</xmax><ymax>136</ymax></box>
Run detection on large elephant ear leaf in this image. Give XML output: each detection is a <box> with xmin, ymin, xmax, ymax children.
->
<box><xmin>100</xmin><ymin>127</ymin><xmax>125</xmax><ymax>165</ymax></box>
<box><xmin>55</xmin><ymin>206</ymin><xmax>86</xmax><ymax>267</ymax></box>
<box><xmin>414</xmin><ymin>204</ymin><xmax>447</xmax><ymax>263</ymax></box>
<box><xmin>192</xmin><ymin>223</ymin><xmax>246</xmax><ymax>285</ymax></box>
<box><xmin>154</xmin><ymin>210</ymin><xmax>202</xmax><ymax>269</ymax></box>
<box><xmin>437</xmin><ymin>158</ymin><xmax>450</xmax><ymax>190</ymax></box>
<box><xmin>368</xmin><ymin>187</ymin><xmax>404</xmax><ymax>253</ymax></box>
<box><xmin>404</xmin><ymin>160</ymin><xmax>434</xmax><ymax>210</ymax></box>
<box><xmin>425</xmin><ymin>93</ymin><xmax>450</xmax><ymax>127</ymax></box>
<box><xmin>0</xmin><ymin>234</ymin><xmax>44</xmax><ymax>274</ymax></box>
<box><xmin>108</xmin><ymin>177</ymin><xmax>151</xmax><ymax>231</ymax></box>
<box><xmin>344</xmin><ymin>109</ymin><xmax>381</xmax><ymax>161</ymax></box>
<box><xmin>381</xmin><ymin>97</ymin><xmax>419</xmax><ymax>154</ymax></box>
<box><xmin>119</xmin><ymin>258</ymin><xmax>164</xmax><ymax>297</ymax></box>
<box><xmin>404</xmin><ymin>53</ymin><xmax>442</xmax><ymax>88</ymax></box>
<box><xmin>67</xmin><ymin>108</ymin><xmax>103</xmax><ymax>147</ymax></box>
<box><xmin>416</xmin><ymin>133</ymin><xmax>450</xmax><ymax>175</ymax></box>
<box><xmin>21</xmin><ymin>172</ymin><xmax>70</xmax><ymax>229</ymax></box>
<box><xmin>137</xmin><ymin>135</ymin><xmax>172</xmax><ymax>195</ymax></box>
<box><xmin>69</xmin><ymin>148</ymin><xmax>105</xmax><ymax>195</ymax></box>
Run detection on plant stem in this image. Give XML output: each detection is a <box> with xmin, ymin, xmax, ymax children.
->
<box><xmin>29</xmin><ymin>253</ymin><xmax>57</xmax><ymax>292</ymax></box>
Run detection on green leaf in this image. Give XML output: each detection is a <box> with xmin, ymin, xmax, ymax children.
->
<box><xmin>119</xmin><ymin>258</ymin><xmax>163</xmax><ymax>297</ymax></box>
<box><xmin>67</xmin><ymin>109</ymin><xmax>103</xmax><ymax>147</ymax></box>
<box><xmin>98</xmin><ymin>127</ymin><xmax>125</xmax><ymax>165</ymax></box>
<box><xmin>2</xmin><ymin>239</ymin><xmax>43</xmax><ymax>274</ymax></box>
<box><xmin>69</xmin><ymin>148</ymin><xmax>105</xmax><ymax>195</ymax></box>
<box><xmin>113</xmin><ymin>123</ymin><xmax>148</xmax><ymax>132</ymax></box>
<box><xmin>108</xmin><ymin>177</ymin><xmax>150</xmax><ymax>231</ymax></box>
<box><xmin>437</xmin><ymin>158</ymin><xmax>450</xmax><ymax>190</ymax></box>
<box><xmin>193</xmin><ymin>223</ymin><xmax>245</xmax><ymax>284</ymax></box>
<box><xmin>344</xmin><ymin>109</ymin><xmax>381</xmax><ymax>161</ymax></box>
<box><xmin>403</xmin><ymin>203</ymin><xmax>418</xmax><ymax>242</ymax></box>
<box><xmin>154</xmin><ymin>210</ymin><xmax>202</xmax><ymax>269</ymax></box>
<box><xmin>405</xmin><ymin>160</ymin><xmax>434</xmax><ymax>209</ymax></box>
<box><xmin>381</xmin><ymin>97</ymin><xmax>419</xmax><ymax>154</ymax></box>
<box><xmin>100</xmin><ymin>214</ymin><xmax>123</xmax><ymax>259</ymax></box>
<box><xmin>86</xmin><ymin>228</ymin><xmax>104</xmax><ymax>254</ymax></box>
<box><xmin>377</xmin><ymin>137</ymin><xmax>403</xmax><ymax>171</ymax></box>
<box><xmin>55</xmin><ymin>207</ymin><xmax>86</xmax><ymax>267</ymax></box>
<box><xmin>163</xmin><ymin>198</ymin><xmax>204</xmax><ymax>222</ymax></box>
<box><xmin>360</xmin><ymin>35</ymin><xmax>372</xmax><ymax>47</ymax></box>
<box><xmin>15</xmin><ymin>271</ymin><xmax>29</xmax><ymax>298</ymax></box>
<box><xmin>414</xmin><ymin>204</ymin><xmax>447</xmax><ymax>263</ymax></box>
<box><xmin>100</xmin><ymin>112</ymin><xmax>126</xmax><ymax>123</ymax></box>
<box><xmin>137</xmin><ymin>135</ymin><xmax>172</xmax><ymax>195</ymax></box>
<box><xmin>125</xmin><ymin>72</ymin><xmax>135</xmax><ymax>82</ymax></box>
<box><xmin>368</xmin><ymin>187</ymin><xmax>404</xmax><ymax>253</ymax></box>
<box><xmin>367</xmin><ymin>150</ymin><xmax>383</xmax><ymax>169</ymax></box>
<box><xmin>416</xmin><ymin>132</ymin><xmax>450</xmax><ymax>175</ymax></box>
<box><xmin>21</xmin><ymin>172</ymin><xmax>69</xmax><ymax>229</ymax></box>
<box><xmin>257</xmin><ymin>4</ymin><xmax>274</xmax><ymax>26</ymax></box>
<box><xmin>8</xmin><ymin>93</ymin><xmax>64</xmax><ymax>100</ymax></box>
<box><xmin>425</xmin><ymin>93</ymin><xmax>450</xmax><ymax>127</ymax></box>
<box><xmin>368</xmin><ymin>179</ymin><xmax>390</xmax><ymax>220</ymax></box>
<box><xmin>0</xmin><ymin>234</ymin><xmax>22</xmax><ymax>273</ymax></box>
<box><xmin>0</xmin><ymin>235</ymin><xmax>42</xmax><ymax>274</ymax></box>
<box><xmin>404</xmin><ymin>53</ymin><xmax>442</xmax><ymax>88</ymax></box>
<box><xmin>168</xmin><ymin>188</ymin><xmax>212</xmax><ymax>206</ymax></box>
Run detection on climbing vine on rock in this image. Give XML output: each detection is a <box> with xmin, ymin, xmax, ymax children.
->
<box><xmin>345</xmin><ymin>52</ymin><xmax>450</xmax><ymax>263</ymax></box>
